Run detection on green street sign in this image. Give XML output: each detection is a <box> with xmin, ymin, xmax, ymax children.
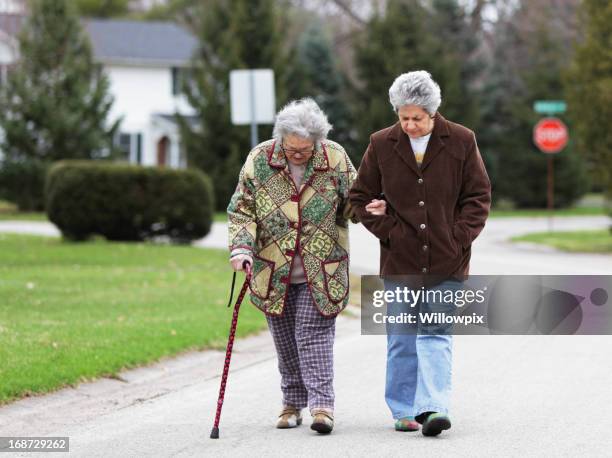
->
<box><xmin>534</xmin><ymin>100</ymin><xmax>566</xmax><ymax>114</ymax></box>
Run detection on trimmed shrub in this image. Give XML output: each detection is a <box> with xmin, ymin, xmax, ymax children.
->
<box><xmin>45</xmin><ymin>161</ymin><xmax>214</xmax><ymax>243</ymax></box>
<box><xmin>0</xmin><ymin>160</ymin><xmax>48</xmax><ymax>211</ymax></box>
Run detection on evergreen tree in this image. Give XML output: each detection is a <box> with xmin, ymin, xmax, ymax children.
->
<box><xmin>177</xmin><ymin>0</ymin><xmax>288</xmax><ymax>211</ymax></box>
<box><xmin>352</xmin><ymin>0</ymin><xmax>479</xmax><ymax>162</ymax></box>
<box><xmin>0</xmin><ymin>0</ymin><xmax>119</xmax><ymax>163</ymax></box>
<box><xmin>480</xmin><ymin>2</ymin><xmax>589</xmax><ymax>208</ymax></box>
<box><xmin>286</xmin><ymin>22</ymin><xmax>355</xmax><ymax>159</ymax></box>
<box><xmin>353</xmin><ymin>0</ymin><xmax>430</xmax><ymax>155</ymax></box>
<box><xmin>429</xmin><ymin>0</ymin><xmax>481</xmax><ymax>130</ymax></box>
<box><xmin>565</xmin><ymin>0</ymin><xmax>612</xmax><ymax>213</ymax></box>
<box><xmin>74</xmin><ymin>0</ymin><xmax>129</xmax><ymax>17</ymax></box>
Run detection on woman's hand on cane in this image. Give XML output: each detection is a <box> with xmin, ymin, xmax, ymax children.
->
<box><xmin>230</xmin><ymin>254</ymin><xmax>252</xmax><ymax>275</ymax></box>
<box><xmin>243</xmin><ymin>260</ymin><xmax>252</xmax><ymax>277</ymax></box>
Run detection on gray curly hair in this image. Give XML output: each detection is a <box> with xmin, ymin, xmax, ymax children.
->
<box><xmin>388</xmin><ymin>70</ymin><xmax>442</xmax><ymax>115</ymax></box>
<box><xmin>273</xmin><ymin>98</ymin><xmax>332</xmax><ymax>142</ymax></box>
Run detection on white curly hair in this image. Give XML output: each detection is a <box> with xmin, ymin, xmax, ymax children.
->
<box><xmin>273</xmin><ymin>98</ymin><xmax>332</xmax><ymax>142</ymax></box>
<box><xmin>388</xmin><ymin>70</ymin><xmax>442</xmax><ymax>115</ymax></box>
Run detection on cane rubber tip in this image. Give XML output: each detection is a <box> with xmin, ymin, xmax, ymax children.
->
<box><xmin>210</xmin><ymin>427</ymin><xmax>219</xmax><ymax>439</ymax></box>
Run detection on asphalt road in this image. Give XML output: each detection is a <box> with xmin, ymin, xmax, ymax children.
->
<box><xmin>1</xmin><ymin>216</ymin><xmax>611</xmax><ymax>457</ymax></box>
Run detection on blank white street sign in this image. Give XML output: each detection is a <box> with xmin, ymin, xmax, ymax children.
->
<box><xmin>230</xmin><ymin>69</ymin><xmax>276</xmax><ymax>125</ymax></box>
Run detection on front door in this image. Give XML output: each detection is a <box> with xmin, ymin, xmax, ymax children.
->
<box><xmin>157</xmin><ymin>136</ymin><xmax>170</xmax><ymax>166</ymax></box>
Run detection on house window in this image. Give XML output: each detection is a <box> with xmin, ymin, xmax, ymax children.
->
<box><xmin>171</xmin><ymin>67</ymin><xmax>180</xmax><ymax>96</ymax></box>
<box><xmin>115</xmin><ymin>132</ymin><xmax>142</xmax><ymax>163</ymax></box>
<box><xmin>171</xmin><ymin>67</ymin><xmax>193</xmax><ymax>96</ymax></box>
<box><xmin>135</xmin><ymin>133</ymin><xmax>142</xmax><ymax>164</ymax></box>
<box><xmin>0</xmin><ymin>64</ymin><xmax>7</xmax><ymax>85</ymax></box>
<box><xmin>117</xmin><ymin>133</ymin><xmax>132</xmax><ymax>161</ymax></box>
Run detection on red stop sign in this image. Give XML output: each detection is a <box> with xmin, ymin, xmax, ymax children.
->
<box><xmin>533</xmin><ymin>117</ymin><xmax>568</xmax><ymax>153</ymax></box>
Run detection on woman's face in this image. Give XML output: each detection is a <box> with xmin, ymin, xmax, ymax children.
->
<box><xmin>281</xmin><ymin>135</ymin><xmax>315</xmax><ymax>166</ymax></box>
<box><xmin>397</xmin><ymin>105</ymin><xmax>434</xmax><ymax>138</ymax></box>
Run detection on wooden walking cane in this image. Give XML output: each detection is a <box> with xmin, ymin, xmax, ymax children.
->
<box><xmin>210</xmin><ymin>261</ymin><xmax>251</xmax><ymax>439</ymax></box>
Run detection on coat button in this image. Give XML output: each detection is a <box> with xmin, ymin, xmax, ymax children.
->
<box><xmin>422</xmin><ymin>267</ymin><xmax>428</xmax><ymax>273</ymax></box>
<box><xmin>422</xmin><ymin>245</ymin><xmax>428</xmax><ymax>251</ymax></box>
<box><xmin>418</xmin><ymin>201</ymin><xmax>425</xmax><ymax>207</ymax></box>
<box><xmin>289</xmin><ymin>221</ymin><xmax>298</xmax><ymax>229</ymax></box>
<box><xmin>417</xmin><ymin>178</ymin><xmax>424</xmax><ymax>184</ymax></box>
<box><xmin>420</xmin><ymin>223</ymin><xmax>426</xmax><ymax>230</ymax></box>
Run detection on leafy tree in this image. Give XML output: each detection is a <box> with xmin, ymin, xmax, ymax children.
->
<box><xmin>565</xmin><ymin>0</ymin><xmax>612</xmax><ymax>214</ymax></box>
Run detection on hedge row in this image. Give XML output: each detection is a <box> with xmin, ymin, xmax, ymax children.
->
<box><xmin>45</xmin><ymin>161</ymin><xmax>214</xmax><ymax>243</ymax></box>
<box><xmin>0</xmin><ymin>160</ymin><xmax>48</xmax><ymax>211</ymax></box>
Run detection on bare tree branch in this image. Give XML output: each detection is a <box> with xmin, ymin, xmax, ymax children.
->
<box><xmin>328</xmin><ymin>0</ymin><xmax>367</xmax><ymax>26</ymax></box>
<box><xmin>469</xmin><ymin>0</ymin><xmax>488</xmax><ymax>32</ymax></box>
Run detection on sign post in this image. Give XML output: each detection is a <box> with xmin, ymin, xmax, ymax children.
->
<box><xmin>229</xmin><ymin>69</ymin><xmax>276</xmax><ymax>149</ymax></box>
<box><xmin>533</xmin><ymin>116</ymin><xmax>569</xmax><ymax>231</ymax></box>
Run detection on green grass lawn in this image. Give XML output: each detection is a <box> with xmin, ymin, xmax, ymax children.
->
<box><xmin>0</xmin><ymin>234</ymin><xmax>265</xmax><ymax>405</ymax></box>
<box><xmin>213</xmin><ymin>212</ymin><xmax>228</xmax><ymax>223</ymax></box>
<box><xmin>0</xmin><ymin>200</ymin><xmax>227</xmax><ymax>223</ymax></box>
<box><xmin>0</xmin><ymin>212</ymin><xmax>226</xmax><ymax>223</ymax></box>
<box><xmin>511</xmin><ymin>229</ymin><xmax>612</xmax><ymax>253</ymax></box>
<box><xmin>489</xmin><ymin>206</ymin><xmax>606</xmax><ymax>218</ymax></box>
<box><xmin>0</xmin><ymin>212</ymin><xmax>49</xmax><ymax>222</ymax></box>
<box><xmin>0</xmin><ymin>200</ymin><xmax>48</xmax><ymax>222</ymax></box>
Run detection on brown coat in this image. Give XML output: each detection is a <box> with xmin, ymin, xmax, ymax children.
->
<box><xmin>349</xmin><ymin>113</ymin><xmax>491</xmax><ymax>276</ymax></box>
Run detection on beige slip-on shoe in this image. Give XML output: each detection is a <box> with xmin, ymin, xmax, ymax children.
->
<box><xmin>276</xmin><ymin>406</ymin><xmax>303</xmax><ymax>429</ymax></box>
<box><xmin>310</xmin><ymin>409</ymin><xmax>334</xmax><ymax>434</ymax></box>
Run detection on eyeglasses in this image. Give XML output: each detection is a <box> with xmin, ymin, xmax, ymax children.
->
<box><xmin>281</xmin><ymin>144</ymin><xmax>315</xmax><ymax>156</ymax></box>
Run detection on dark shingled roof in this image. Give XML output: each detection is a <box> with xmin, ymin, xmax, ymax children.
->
<box><xmin>1</xmin><ymin>15</ymin><xmax>198</xmax><ymax>66</ymax></box>
<box><xmin>84</xmin><ymin>19</ymin><xmax>198</xmax><ymax>66</ymax></box>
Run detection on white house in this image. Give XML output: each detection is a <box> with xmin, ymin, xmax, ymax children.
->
<box><xmin>0</xmin><ymin>10</ymin><xmax>199</xmax><ymax>169</ymax></box>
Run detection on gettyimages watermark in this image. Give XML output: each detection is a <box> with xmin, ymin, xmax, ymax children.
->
<box><xmin>360</xmin><ymin>275</ymin><xmax>611</xmax><ymax>335</ymax></box>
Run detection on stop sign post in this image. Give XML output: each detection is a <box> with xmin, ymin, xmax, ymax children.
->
<box><xmin>533</xmin><ymin>116</ymin><xmax>569</xmax><ymax>229</ymax></box>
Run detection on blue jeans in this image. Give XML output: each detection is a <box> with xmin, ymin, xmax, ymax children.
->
<box><xmin>384</xmin><ymin>278</ymin><xmax>461</xmax><ymax>420</ymax></box>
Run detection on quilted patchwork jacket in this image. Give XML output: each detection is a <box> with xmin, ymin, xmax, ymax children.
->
<box><xmin>227</xmin><ymin>139</ymin><xmax>357</xmax><ymax>316</ymax></box>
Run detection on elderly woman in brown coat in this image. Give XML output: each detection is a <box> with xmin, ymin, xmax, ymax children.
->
<box><xmin>350</xmin><ymin>70</ymin><xmax>491</xmax><ymax>436</ymax></box>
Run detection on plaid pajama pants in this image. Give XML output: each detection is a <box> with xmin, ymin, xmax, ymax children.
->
<box><xmin>265</xmin><ymin>283</ymin><xmax>336</xmax><ymax>412</ymax></box>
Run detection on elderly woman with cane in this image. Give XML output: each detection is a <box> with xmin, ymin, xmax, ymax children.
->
<box><xmin>227</xmin><ymin>98</ymin><xmax>356</xmax><ymax>434</ymax></box>
<box><xmin>350</xmin><ymin>71</ymin><xmax>491</xmax><ymax>436</ymax></box>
